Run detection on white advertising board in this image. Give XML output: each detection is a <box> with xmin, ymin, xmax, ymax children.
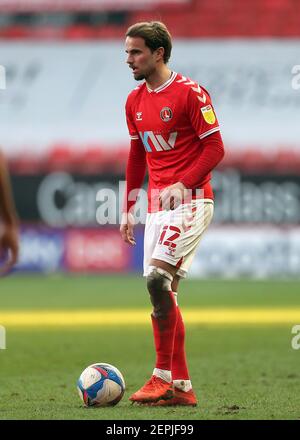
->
<box><xmin>0</xmin><ymin>40</ymin><xmax>299</xmax><ymax>154</ymax></box>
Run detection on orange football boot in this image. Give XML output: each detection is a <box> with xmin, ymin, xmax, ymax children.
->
<box><xmin>147</xmin><ymin>387</ymin><xmax>197</xmax><ymax>406</ymax></box>
<box><xmin>129</xmin><ymin>375</ymin><xmax>174</xmax><ymax>403</ymax></box>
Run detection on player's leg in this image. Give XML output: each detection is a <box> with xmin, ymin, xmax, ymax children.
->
<box><xmin>152</xmin><ymin>275</ymin><xmax>197</xmax><ymax>406</ymax></box>
<box><xmin>129</xmin><ymin>258</ymin><xmax>178</xmax><ymax>403</ymax></box>
<box><xmin>130</xmin><ymin>201</ymin><xmax>213</xmax><ymax>404</ymax></box>
<box><xmin>147</xmin><ymin>259</ymin><xmax>178</xmax><ymax>380</ymax></box>
<box><xmin>171</xmin><ymin>277</ymin><xmax>191</xmax><ymax>388</ymax></box>
<box><xmin>130</xmin><ymin>212</ymin><xmax>178</xmax><ymax>403</ymax></box>
<box><xmin>149</xmin><ymin>201</ymin><xmax>214</xmax><ymax>406</ymax></box>
<box><xmin>138</xmin><ymin>273</ymin><xmax>197</xmax><ymax>407</ymax></box>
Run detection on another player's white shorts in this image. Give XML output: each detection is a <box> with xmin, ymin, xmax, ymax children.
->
<box><xmin>143</xmin><ymin>199</ymin><xmax>214</xmax><ymax>278</ymax></box>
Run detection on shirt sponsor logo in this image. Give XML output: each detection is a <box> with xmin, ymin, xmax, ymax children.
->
<box><xmin>160</xmin><ymin>107</ymin><xmax>173</xmax><ymax>122</ymax></box>
<box><xmin>201</xmin><ymin>105</ymin><xmax>216</xmax><ymax>125</ymax></box>
<box><xmin>139</xmin><ymin>131</ymin><xmax>177</xmax><ymax>152</ymax></box>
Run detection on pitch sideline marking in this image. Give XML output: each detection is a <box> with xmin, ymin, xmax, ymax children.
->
<box><xmin>1</xmin><ymin>308</ymin><xmax>300</xmax><ymax>326</ymax></box>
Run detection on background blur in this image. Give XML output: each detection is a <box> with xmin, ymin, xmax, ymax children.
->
<box><xmin>1</xmin><ymin>0</ymin><xmax>300</xmax><ymax>278</ymax></box>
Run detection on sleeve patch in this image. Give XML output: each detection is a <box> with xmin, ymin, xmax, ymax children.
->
<box><xmin>201</xmin><ymin>105</ymin><xmax>216</xmax><ymax>125</ymax></box>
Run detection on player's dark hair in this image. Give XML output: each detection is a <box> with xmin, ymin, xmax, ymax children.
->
<box><xmin>126</xmin><ymin>21</ymin><xmax>172</xmax><ymax>64</ymax></box>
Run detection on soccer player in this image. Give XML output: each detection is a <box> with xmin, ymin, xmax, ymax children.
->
<box><xmin>120</xmin><ymin>21</ymin><xmax>224</xmax><ymax>406</ymax></box>
<box><xmin>0</xmin><ymin>150</ymin><xmax>19</xmax><ymax>274</ymax></box>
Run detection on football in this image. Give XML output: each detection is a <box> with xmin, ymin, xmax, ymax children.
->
<box><xmin>77</xmin><ymin>363</ymin><xmax>125</xmax><ymax>407</ymax></box>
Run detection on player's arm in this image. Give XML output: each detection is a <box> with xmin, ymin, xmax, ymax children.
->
<box><xmin>179</xmin><ymin>130</ymin><xmax>224</xmax><ymax>189</ymax></box>
<box><xmin>178</xmin><ymin>85</ymin><xmax>224</xmax><ymax>189</ymax></box>
<box><xmin>120</xmin><ymin>138</ymin><xmax>146</xmax><ymax>245</ymax></box>
<box><xmin>159</xmin><ymin>86</ymin><xmax>224</xmax><ymax>210</ymax></box>
<box><xmin>160</xmin><ymin>132</ymin><xmax>224</xmax><ymax>210</ymax></box>
<box><xmin>120</xmin><ymin>98</ymin><xmax>147</xmax><ymax>245</ymax></box>
<box><xmin>0</xmin><ymin>150</ymin><xmax>19</xmax><ymax>273</ymax></box>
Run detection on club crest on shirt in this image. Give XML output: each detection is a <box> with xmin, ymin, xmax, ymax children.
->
<box><xmin>160</xmin><ymin>107</ymin><xmax>173</xmax><ymax>122</ymax></box>
<box><xmin>201</xmin><ymin>105</ymin><xmax>216</xmax><ymax>125</ymax></box>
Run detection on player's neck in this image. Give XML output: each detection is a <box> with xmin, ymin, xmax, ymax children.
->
<box><xmin>146</xmin><ymin>66</ymin><xmax>172</xmax><ymax>91</ymax></box>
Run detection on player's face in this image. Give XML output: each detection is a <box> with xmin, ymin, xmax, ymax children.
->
<box><xmin>125</xmin><ymin>37</ymin><xmax>157</xmax><ymax>81</ymax></box>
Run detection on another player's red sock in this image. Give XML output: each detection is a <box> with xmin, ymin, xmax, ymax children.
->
<box><xmin>151</xmin><ymin>291</ymin><xmax>178</xmax><ymax>373</ymax></box>
<box><xmin>172</xmin><ymin>305</ymin><xmax>190</xmax><ymax>380</ymax></box>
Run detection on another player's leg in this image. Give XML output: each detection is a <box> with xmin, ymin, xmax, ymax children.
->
<box><xmin>129</xmin><ymin>260</ymin><xmax>178</xmax><ymax>404</ymax></box>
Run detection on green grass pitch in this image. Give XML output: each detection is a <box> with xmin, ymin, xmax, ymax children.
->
<box><xmin>0</xmin><ymin>275</ymin><xmax>300</xmax><ymax>420</ymax></box>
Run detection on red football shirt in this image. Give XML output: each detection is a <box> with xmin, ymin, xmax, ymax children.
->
<box><xmin>125</xmin><ymin>72</ymin><xmax>221</xmax><ymax>212</ymax></box>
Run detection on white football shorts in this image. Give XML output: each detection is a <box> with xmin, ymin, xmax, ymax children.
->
<box><xmin>143</xmin><ymin>199</ymin><xmax>214</xmax><ymax>278</ymax></box>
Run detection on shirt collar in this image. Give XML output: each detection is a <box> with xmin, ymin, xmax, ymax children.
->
<box><xmin>146</xmin><ymin>71</ymin><xmax>177</xmax><ymax>94</ymax></box>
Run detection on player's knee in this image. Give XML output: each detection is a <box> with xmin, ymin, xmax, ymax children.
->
<box><xmin>146</xmin><ymin>266</ymin><xmax>173</xmax><ymax>295</ymax></box>
<box><xmin>146</xmin><ymin>266</ymin><xmax>174</xmax><ymax>318</ymax></box>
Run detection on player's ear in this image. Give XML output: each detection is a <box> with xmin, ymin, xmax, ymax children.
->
<box><xmin>155</xmin><ymin>47</ymin><xmax>165</xmax><ymax>62</ymax></box>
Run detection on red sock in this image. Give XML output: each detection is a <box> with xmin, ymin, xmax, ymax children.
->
<box><xmin>151</xmin><ymin>291</ymin><xmax>178</xmax><ymax>371</ymax></box>
<box><xmin>172</xmin><ymin>306</ymin><xmax>190</xmax><ymax>380</ymax></box>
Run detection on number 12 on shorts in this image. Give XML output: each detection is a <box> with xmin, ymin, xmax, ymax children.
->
<box><xmin>158</xmin><ymin>225</ymin><xmax>181</xmax><ymax>250</ymax></box>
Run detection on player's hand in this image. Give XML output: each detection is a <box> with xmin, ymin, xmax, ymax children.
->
<box><xmin>0</xmin><ymin>223</ymin><xmax>19</xmax><ymax>275</ymax></box>
<box><xmin>120</xmin><ymin>212</ymin><xmax>136</xmax><ymax>246</ymax></box>
<box><xmin>159</xmin><ymin>182</ymin><xmax>188</xmax><ymax>211</ymax></box>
